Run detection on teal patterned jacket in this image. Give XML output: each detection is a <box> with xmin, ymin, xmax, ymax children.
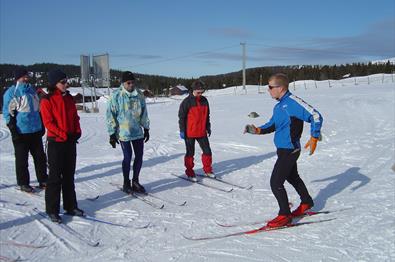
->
<box><xmin>106</xmin><ymin>85</ymin><xmax>150</xmax><ymax>141</ymax></box>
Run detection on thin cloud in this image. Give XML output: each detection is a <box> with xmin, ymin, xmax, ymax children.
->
<box><xmin>196</xmin><ymin>51</ymin><xmax>264</xmax><ymax>62</ymax></box>
<box><xmin>253</xmin><ymin>18</ymin><xmax>395</xmax><ymax>64</ymax></box>
<box><xmin>313</xmin><ymin>18</ymin><xmax>395</xmax><ymax>57</ymax></box>
<box><xmin>111</xmin><ymin>53</ymin><xmax>163</xmax><ymax>59</ymax></box>
<box><xmin>208</xmin><ymin>27</ymin><xmax>253</xmax><ymax>38</ymax></box>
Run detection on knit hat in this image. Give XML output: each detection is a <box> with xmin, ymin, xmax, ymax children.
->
<box><xmin>191</xmin><ymin>80</ymin><xmax>206</xmax><ymax>91</ymax></box>
<box><xmin>14</xmin><ymin>68</ymin><xmax>29</xmax><ymax>81</ymax></box>
<box><xmin>48</xmin><ymin>69</ymin><xmax>67</xmax><ymax>86</ymax></box>
<box><xmin>121</xmin><ymin>71</ymin><xmax>135</xmax><ymax>83</ymax></box>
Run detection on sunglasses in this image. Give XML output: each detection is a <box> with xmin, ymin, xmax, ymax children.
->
<box><xmin>125</xmin><ymin>81</ymin><xmax>134</xmax><ymax>85</ymax></box>
<box><xmin>59</xmin><ymin>79</ymin><xmax>68</xmax><ymax>85</ymax></box>
<box><xmin>268</xmin><ymin>84</ymin><xmax>281</xmax><ymax>90</ymax></box>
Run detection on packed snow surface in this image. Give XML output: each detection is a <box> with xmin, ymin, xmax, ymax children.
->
<box><xmin>1</xmin><ymin>74</ymin><xmax>394</xmax><ymax>261</ymax></box>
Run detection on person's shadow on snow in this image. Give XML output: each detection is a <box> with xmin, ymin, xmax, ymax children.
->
<box><xmin>74</xmin><ymin>153</ymin><xmax>184</xmax><ymax>184</ymax></box>
<box><xmin>201</xmin><ymin>151</ymin><xmax>276</xmax><ymax>179</ymax></box>
<box><xmin>311</xmin><ymin>167</ymin><xmax>370</xmax><ymax>211</ymax></box>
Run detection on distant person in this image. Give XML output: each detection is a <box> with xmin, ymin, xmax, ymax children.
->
<box><xmin>178</xmin><ymin>80</ymin><xmax>214</xmax><ymax>181</ymax></box>
<box><xmin>244</xmin><ymin>73</ymin><xmax>323</xmax><ymax>228</ymax></box>
<box><xmin>40</xmin><ymin>69</ymin><xmax>83</xmax><ymax>223</ymax></box>
<box><xmin>2</xmin><ymin>68</ymin><xmax>48</xmax><ymax>193</ymax></box>
<box><xmin>106</xmin><ymin>71</ymin><xmax>150</xmax><ymax>194</ymax></box>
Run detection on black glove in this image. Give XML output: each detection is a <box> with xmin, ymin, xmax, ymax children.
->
<box><xmin>67</xmin><ymin>132</ymin><xmax>81</xmax><ymax>143</ymax></box>
<box><xmin>144</xmin><ymin>129</ymin><xmax>150</xmax><ymax>143</ymax></box>
<box><xmin>207</xmin><ymin>129</ymin><xmax>211</xmax><ymax>137</ymax></box>
<box><xmin>109</xmin><ymin>134</ymin><xmax>119</xmax><ymax>148</ymax></box>
<box><xmin>7</xmin><ymin>115</ymin><xmax>21</xmax><ymax>142</ymax></box>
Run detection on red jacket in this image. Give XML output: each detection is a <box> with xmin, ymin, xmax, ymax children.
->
<box><xmin>178</xmin><ymin>94</ymin><xmax>210</xmax><ymax>138</ymax></box>
<box><xmin>40</xmin><ymin>89</ymin><xmax>81</xmax><ymax>142</ymax></box>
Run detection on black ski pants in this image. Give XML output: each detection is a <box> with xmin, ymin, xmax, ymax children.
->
<box><xmin>184</xmin><ymin>136</ymin><xmax>212</xmax><ymax>157</ymax></box>
<box><xmin>12</xmin><ymin>132</ymin><xmax>47</xmax><ymax>186</ymax></box>
<box><xmin>45</xmin><ymin>141</ymin><xmax>78</xmax><ymax>215</ymax></box>
<box><xmin>270</xmin><ymin>149</ymin><xmax>313</xmax><ymax>215</ymax></box>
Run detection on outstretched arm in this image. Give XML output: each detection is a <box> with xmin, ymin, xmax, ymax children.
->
<box><xmin>245</xmin><ymin>116</ymin><xmax>275</xmax><ymax>135</ymax></box>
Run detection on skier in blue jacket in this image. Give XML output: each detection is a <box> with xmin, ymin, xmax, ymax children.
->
<box><xmin>2</xmin><ymin>68</ymin><xmax>48</xmax><ymax>192</ymax></box>
<box><xmin>245</xmin><ymin>73</ymin><xmax>323</xmax><ymax>228</ymax></box>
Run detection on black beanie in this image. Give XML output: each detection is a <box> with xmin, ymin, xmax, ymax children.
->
<box><xmin>121</xmin><ymin>71</ymin><xmax>135</xmax><ymax>83</ymax></box>
<box><xmin>48</xmin><ymin>69</ymin><xmax>67</xmax><ymax>86</ymax></box>
<box><xmin>14</xmin><ymin>68</ymin><xmax>29</xmax><ymax>81</ymax></box>
<box><xmin>191</xmin><ymin>80</ymin><xmax>206</xmax><ymax>91</ymax></box>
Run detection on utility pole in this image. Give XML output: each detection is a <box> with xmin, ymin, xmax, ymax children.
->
<box><xmin>241</xmin><ymin>42</ymin><xmax>246</xmax><ymax>94</ymax></box>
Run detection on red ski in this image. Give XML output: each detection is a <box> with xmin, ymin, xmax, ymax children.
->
<box><xmin>215</xmin><ymin>208</ymin><xmax>351</xmax><ymax>228</ymax></box>
<box><xmin>182</xmin><ymin>218</ymin><xmax>335</xmax><ymax>240</ymax></box>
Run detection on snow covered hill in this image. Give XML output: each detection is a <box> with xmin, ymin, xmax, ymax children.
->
<box><xmin>0</xmin><ymin>74</ymin><xmax>394</xmax><ymax>261</ymax></box>
<box><xmin>372</xmin><ymin>57</ymin><xmax>395</xmax><ymax>65</ymax></box>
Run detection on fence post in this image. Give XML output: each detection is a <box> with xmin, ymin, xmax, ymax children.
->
<box><xmin>328</xmin><ymin>80</ymin><xmax>331</xmax><ymax>88</ymax></box>
<box><xmin>314</xmin><ymin>81</ymin><xmax>317</xmax><ymax>88</ymax></box>
<box><xmin>293</xmin><ymin>80</ymin><xmax>296</xmax><ymax>91</ymax></box>
<box><xmin>368</xmin><ymin>76</ymin><xmax>370</xmax><ymax>85</ymax></box>
<box><xmin>304</xmin><ymin>80</ymin><xmax>307</xmax><ymax>90</ymax></box>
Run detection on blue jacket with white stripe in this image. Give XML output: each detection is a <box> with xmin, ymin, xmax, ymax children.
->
<box><xmin>259</xmin><ymin>91</ymin><xmax>323</xmax><ymax>150</ymax></box>
<box><xmin>2</xmin><ymin>82</ymin><xmax>43</xmax><ymax>134</ymax></box>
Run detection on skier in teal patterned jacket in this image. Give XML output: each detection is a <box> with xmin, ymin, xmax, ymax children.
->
<box><xmin>106</xmin><ymin>71</ymin><xmax>150</xmax><ymax>194</ymax></box>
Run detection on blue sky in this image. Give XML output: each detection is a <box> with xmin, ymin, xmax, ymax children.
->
<box><xmin>1</xmin><ymin>0</ymin><xmax>394</xmax><ymax>77</ymax></box>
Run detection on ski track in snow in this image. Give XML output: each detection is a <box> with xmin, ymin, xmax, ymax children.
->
<box><xmin>0</xmin><ymin>127</ymin><xmax>10</xmax><ymax>142</ymax></box>
<box><xmin>0</xmin><ymin>77</ymin><xmax>394</xmax><ymax>261</ymax></box>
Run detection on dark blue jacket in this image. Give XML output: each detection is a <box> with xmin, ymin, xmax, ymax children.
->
<box><xmin>259</xmin><ymin>91</ymin><xmax>323</xmax><ymax>149</ymax></box>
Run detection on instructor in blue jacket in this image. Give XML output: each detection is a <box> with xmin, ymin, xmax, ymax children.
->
<box><xmin>245</xmin><ymin>73</ymin><xmax>323</xmax><ymax>228</ymax></box>
<box><xmin>2</xmin><ymin>68</ymin><xmax>48</xmax><ymax>193</ymax></box>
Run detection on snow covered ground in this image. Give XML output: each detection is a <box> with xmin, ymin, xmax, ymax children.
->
<box><xmin>0</xmin><ymin>75</ymin><xmax>394</xmax><ymax>261</ymax></box>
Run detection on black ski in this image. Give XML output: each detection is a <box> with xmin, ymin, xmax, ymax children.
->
<box><xmin>15</xmin><ymin>186</ymin><xmax>43</xmax><ymax>195</ymax></box>
<box><xmin>0</xmin><ymin>200</ymin><xmax>28</xmax><ymax>206</ymax></box>
<box><xmin>0</xmin><ymin>240</ymin><xmax>48</xmax><ymax>249</ymax></box>
<box><xmin>196</xmin><ymin>174</ymin><xmax>253</xmax><ymax>190</ymax></box>
<box><xmin>33</xmin><ymin>208</ymin><xmax>99</xmax><ymax>247</ymax></box>
<box><xmin>131</xmin><ymin>192</ymin><xmax>164</xmax><ymax>209</ymax></box>
<box><xmin>86</xmin><ymin>195</ymin><xmax>100</xmax><ymax>201</ymax></box>
<box><xmin>110</xmin><ymin>182</ymin><xmax>186</xmax><ymax>206</ymax></box>
<box><xmin>0</xmin><ymin>255</ymin><xmax>21</xmax><ymax>262</ymax></box>
<box><xmin>170</xmin><ymin>173</ymin><xmax>233</xmax><ymax>193</ymax></box>
<box><xmin>183</xmin><ymin>218</ymin><xmax>335</xmax><ymax>240</ymax></box>
<box><xmin>141</xmin><ymin>192</ymin><xmax>186</xmax><ymax>206</ymax></box>
<box><xmin>109</xmin><ymin>183</ymin><xmax>164</xmax><ymax>209</ymax></box>
<box><xmin>63</xmin><ymin>213</ymin><xmax>150</xmax><ymax>229</ymax></box>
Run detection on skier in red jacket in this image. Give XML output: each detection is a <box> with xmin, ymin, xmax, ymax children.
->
<box><xmin>178</xmin><ymin>80</ymin><xmax>214</xmax><ymax>181</ymax></box>
<box><xmin>40</xmin><ymin>69</ymin><xmax>83</xmax><ymax>223</ymax></box>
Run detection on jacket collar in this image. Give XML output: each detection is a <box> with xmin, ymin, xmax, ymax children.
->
<box><xmin>53</xmin><ymin>88</ymin><xmax>69</xmax><ymax>96</ymax></box>
<box><xmin>121</xmin><ymin>85</ymin><xmax>138</xmax><ymax>97</ymax></box>
<box><xmin>14</xmin><ymin>82</ymin><xmax>30</xmax><ymax>90</ymax></box>
<box><xmin>278</xmin><ymin>90</ymin><xmax>291</xmax><ymax>102</ymax></box>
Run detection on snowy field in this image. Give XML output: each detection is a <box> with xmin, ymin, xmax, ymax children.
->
<box><xmin>0</xmin><ymin>74</ymin><xmax>394</xmax><ymax>261</ymax></box>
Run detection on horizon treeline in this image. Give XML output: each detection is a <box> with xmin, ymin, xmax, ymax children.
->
<box><xmin>0</xmin><ymin>61</ymin><xmax>394</xmax><ymax>95</ymax></box>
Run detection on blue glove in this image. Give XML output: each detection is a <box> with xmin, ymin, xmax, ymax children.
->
<box><xmin>180</xmin><ymin>132</ymin><xmax>185</xmax><ymax>139</ymax></box>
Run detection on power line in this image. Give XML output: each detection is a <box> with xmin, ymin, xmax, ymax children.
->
<box><xmin>117</xmin><ymin>44</ymin><xmax>240</xmax><ymax>69</ymax></box>
<box><xmin>247</xmin><ymin>42</ymin><xmax>366</xmax><ymax>56</ymax></box>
